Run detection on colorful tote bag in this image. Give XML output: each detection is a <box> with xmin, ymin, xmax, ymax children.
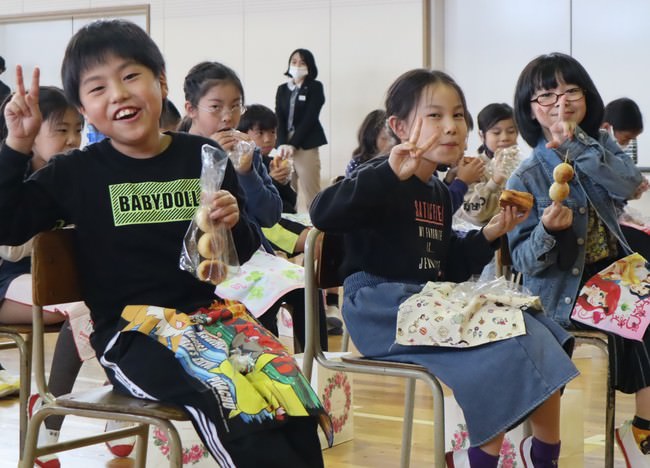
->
<box><xmin>571</xmin><ymin>252</ymin><xmax>650</xmax><ymax>340</ymax></box>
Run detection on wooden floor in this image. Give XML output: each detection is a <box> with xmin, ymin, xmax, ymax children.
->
<box><xmin>0</xmin><ymin>333</ymin><xmax>633</xmax><ymax>467</ymax></box>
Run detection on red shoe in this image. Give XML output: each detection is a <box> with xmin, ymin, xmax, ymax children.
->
<box><xmin>104</xmin><ymin>420</ymin><xmax>136</xmax><ymax>457</ymax></box>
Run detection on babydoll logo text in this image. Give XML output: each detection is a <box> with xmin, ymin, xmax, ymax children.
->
<box><xmin>109</xmin><ymin>178</ymin><xmax>201</xmax><ymax>226</ymax></box>
<box><xmin>414</xmin><ymin>200</ymin><xmax>444</xmax><ymax>226</ymax></box>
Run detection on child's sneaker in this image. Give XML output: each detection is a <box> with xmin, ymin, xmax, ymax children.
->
<box><xmin>105</xmin><ymin>419</ymin><xmax>136</xmax><ymax>457</ymax></box>
<box><xmin>616</xmin><ymin>420</ymin><xmax>650</xmax><ymax>468</ymax></box>
<box><xmin>28</xmin><ymin>393</ymin><xmax>61</xmax><ymax>468</ymax></box>
<box><xmin>519</xmin><ymin>435</ymin><xmax>533</xmax><ymax>467</ymax></box>
<box><xmin>0</xmin><ymin>369</ymin><xmax>20</xmax><ymax>397</ymax></box>
<box><xmin>445</xmin><ymin>449</ymin><xmax>471</xmax><ymax>468</ymax></box>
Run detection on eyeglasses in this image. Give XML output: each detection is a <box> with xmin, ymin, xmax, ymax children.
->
<box><xmin>530</xmin><ymin>87</ymin><xmax>585</xmax><ymax>107</ymax></box>
<box><xmin>196</xmin><ymin>103</ymin><xmax>246</xmax><ymax>117</ymax></box>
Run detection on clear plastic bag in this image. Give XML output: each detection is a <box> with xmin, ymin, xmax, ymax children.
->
<box><xmin>491</xmin><ymin>144</ymin><xmax>523</xmax><ymax>180</ymax></box>
<box><xmin>227</xmin><ymin>136</ymin><xmax>254</xmax><ymax>171</ymax></box>
<box><xmin>180</xmin><ymin>144</ymin><xmax>240</xmax><ymax>284</ymax></box>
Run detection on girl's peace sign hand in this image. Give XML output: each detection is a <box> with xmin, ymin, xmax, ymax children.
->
<box><xmin>4</xmin><ymin>66</ymin><xmax>42</xmax><ymax>155</ymax></box>
<box><xmin>546</xmin><ymin>99</ymin><xmax>576</xmax><ymax>149</ymax></box>
<box><xmin>388</xmin><ymin>117</ymin><xmax>438</xmax><ymax>181</ymax></box>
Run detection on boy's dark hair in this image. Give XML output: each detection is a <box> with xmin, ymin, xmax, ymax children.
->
<box><xmin>514</xmin><ymin>52</ymin><xmax>603</xmax><ymax>147</ymax></box>
<box><xmin>183</xmin><ymin>61</ymin><xmax>244</xmax><ymax>107</ymax></box>
<box><xmin>352</xmin><ymin>109</ymin><xmax>387</xmax><ymax>164</ymax></box>
<box><xmin>385</xmin><ymin>69</ymin><xmax>472</xmax><ymax>140</ymax></box>
<box><xmin>604</xmin><ymin>97</ymin><xmax>643</xmax><ymax>132</ymax></box>
<box><xmin>160</xmin><ymin>98</ymin><xmax>181</xmax><ymax>130</ymax></box>
<box><xmin>61</xmin><ymin>19</ymin><xmax>166</xmax><ymax>108</ymax></box>
<box><xmin>284</xmin><ymin>48</ymin><xmax>318</xmax><ymax>81</ymax></box>
<box><xmin>0</xmin><ymin>86</ymin><xmax>81</xmax><ymax>141</ymax></box>
<box><xmin>0</xmin><ymin>56</ymin><xmax>5</xmax><ymax>71</ymax></box>
<box><xmin>237</xmin><ymin>104</ymin><xmax>277</xmax><ymax>133</ymax></box>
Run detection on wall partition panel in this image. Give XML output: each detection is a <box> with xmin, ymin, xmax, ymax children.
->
<box><xmin>442</xmin><ymin>0</ymin><xmax>571</xmax><ymax>155</ymax></box>
<box><xmin>573</xmin><ymin>0</ymin><xmax>650</xmax><ymax>168</ymax></box>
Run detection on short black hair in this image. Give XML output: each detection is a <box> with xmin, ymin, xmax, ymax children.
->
<box><xmin>61</xmin><ymin>19</ymin><xmax>165</xmax><ymax>108</ymax></box>
<box><xmin>604</xmin><ymin>98</ymin><xmax>643</xmax><ymax>132</ymax></box>
<box><xmin>385</xmin><ymin>69</ymin><xmax>472</xmax><ymax>140</ymax></box>
<box><xmin>183</xmin><ymin>61</ymin><xmax>244</xmax><ymax>107</ymax></box>
<box><xmin>514</xmin><ymin>52</ymin><xmax>603</xmax><ymax>147</ymax></box>
<box><xmin>237</xmin><ymin>104</ymin><xmax>277</xmax><ymax>133</ymax></box>
<box><xmin>0</xmin><ymin>56</ymin><xmax>5</xmax><ymax>70</ymax></box>
<box><xmin>284</xmin><ymin>48</ymin><xmax>318</xmax><ymax>80</ymax></box>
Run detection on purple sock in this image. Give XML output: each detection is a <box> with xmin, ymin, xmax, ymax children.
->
<box><xmin>468</xmin><ymin>446</ymin><xmax>499</xmax><ymax>468</ymax></box>
<box><xmin>531</xmin><ymin>437</ymin><xmax>561</xmax><ymax>467</ymax></box>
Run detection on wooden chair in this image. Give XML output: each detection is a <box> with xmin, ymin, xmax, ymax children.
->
<box><xmin>302</xmin><ymin>228</ymin><xmax>446</xmax><ymax>468</ymax></box>
<box><xmin>20</xmin><ymin>229</ymin><xmax>188</xmax><ymax>467</ymax></box>
<box><xmin>0</xmin><ymin>306</ymin><xmax>61</xmax><ymax>454</ymax></box>
<box><xmin>497</xmin><ymin>236</ymin><xmax>615</xmax><ymax>468</ymax></box>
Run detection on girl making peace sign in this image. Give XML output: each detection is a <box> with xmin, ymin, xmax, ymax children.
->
<box><xmin>311</xmin><ymin>68</ymin><xmax>579</xmax><ymax>467</ymax></box>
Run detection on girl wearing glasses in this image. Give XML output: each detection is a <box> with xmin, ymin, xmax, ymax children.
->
<box><xmin>507</xmin><ymin>52</ymin><xmax>650</xmax><ymax>468</ymax></box>
<box><xmin>183</xmin><ymin>61</ymin><xmax>282</xmax><ymax>254</ymax></box>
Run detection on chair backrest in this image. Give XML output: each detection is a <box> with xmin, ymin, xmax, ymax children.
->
<box><xmin>32</xmin><ymin>228</ymin><xmax>82</xmax><ymax>306</ymax></box>
<box><xmin>31</xmin><ymin>228</ymin><xmax>83</xmax><ymax>400</ymax></box>
<box><xmin>304</xmin><ymin>228</ymin><xmax>347</xmax><ymax>378</ymax></box>
<box><xmin>315</xmin><ymin>231</ymin><xmax>345</xmax><ymax>290</ymax></box>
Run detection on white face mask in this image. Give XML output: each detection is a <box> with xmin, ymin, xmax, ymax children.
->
<box><xmin>289</xmin><ymin>66</ymin><xmax>308</xmax><ymax>81</ymax></box>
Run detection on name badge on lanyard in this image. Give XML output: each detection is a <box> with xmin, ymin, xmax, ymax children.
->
<box><xmin>298</xmin><ymin>95</ymin><xmax>306</xmax><ymax>101</ymax></box>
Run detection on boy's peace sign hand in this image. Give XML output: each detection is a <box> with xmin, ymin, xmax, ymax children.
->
<box><xmin>5</xmin><ymin>66</ymin><xmax>42</xmax><ymax>155</ymax></box>
<box><xmin>388</xmin><ymin>117</ymin><xmax>437</xmax><ymax>181</ymax></box>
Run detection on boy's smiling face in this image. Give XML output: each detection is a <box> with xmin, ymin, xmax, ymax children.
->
<box><xmin>78</xmin><ymin>54</ymin><xmax>167</xmax><ymax>158</ymax></box>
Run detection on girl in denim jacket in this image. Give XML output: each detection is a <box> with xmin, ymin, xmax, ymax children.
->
<box><xmin>508</xmin><ymin>52</ymin><xmax>650</xmax><ymax>467</ymax></box>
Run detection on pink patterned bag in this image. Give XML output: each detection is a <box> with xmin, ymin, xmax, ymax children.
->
<box><xmin>571</xmin><ymin>253</ymin><xmax>650</xmax><ymax>340</ymax></box>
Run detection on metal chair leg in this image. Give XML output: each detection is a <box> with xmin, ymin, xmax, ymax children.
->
<box><xmin>400</xmin><ymin>378</ymin><xmax>416</xmax><ymax>468</ymax></box>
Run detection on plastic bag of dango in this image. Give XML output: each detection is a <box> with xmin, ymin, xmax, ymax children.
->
<box><xmin>180</xmin><ymin>144</ymin><xmax>240</xmax><ymax>285</ymax></box>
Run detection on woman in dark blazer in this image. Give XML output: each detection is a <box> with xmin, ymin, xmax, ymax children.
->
<box><xmin>275</xmin><ymin>48</ymin><xmax>327</xmax><ymax>212</ymax></box>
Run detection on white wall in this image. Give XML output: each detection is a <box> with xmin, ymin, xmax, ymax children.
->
<box><xmin>0</xmin><ymin>0</ymin><xmax>423</xmax><ymax>182</ymax></box>
<box><xmin>2</xmin><ymin>0</ymin><xmax>650</xmax><ymax>180</ymax></box>
<box><xmin>443</xmin><ymin>0</ymin><xmax>650</xmax><ymax>169</ymax></box>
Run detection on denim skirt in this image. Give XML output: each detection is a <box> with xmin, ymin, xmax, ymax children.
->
<box><xmin>342</xmin><ymin>271</ymin><xmax>579</xmax><ymax>447</ymax></box>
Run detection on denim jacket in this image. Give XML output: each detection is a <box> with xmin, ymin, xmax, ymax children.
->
<box><xmin>506</xmin><ymin>127</ymin><xmax>643</xmax><ymax>326</ymax></box>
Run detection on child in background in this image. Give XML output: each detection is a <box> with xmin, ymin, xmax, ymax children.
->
<box><xmin>238</xmin><ymin>105</ymin><xmax>297</xmax><ymax>214</ymax></box>
<box><xmin>0</xmin><ymin>20</ymin><xmax>326</xmax><ymax>467</ymax></box>
<box><xmin>508</xmin><ymin>52</ymin><xmax>649</xmax><ymax>468</ymax></box>
<box><xmin>183</xmin><ymin>63</ymin><xmax>328</xmax><ymax>349</ymax></box>
<box><xmin>603</xmin><ymin>98</ymin><xmax>650</xmax><ymax>260</ymax></box>
<box><xmin>183</xmin><ymin>61</ymin><xmax>282</xmax><ymax>254</ymax></box>
<box><xmin>0</xmin><ymin>86</ymin><xmax>93</xmax><ymax>467</ymax></box>
<box><xmin>455</xmin><ymin>103</ymin><xmax>519</xmax><ymax>227</ymax></box>
<box><xmin>602</xmin><ymin>97</ymin><xmax>643</xmax><ymax>164</ymax></box>
<box><xmin>441</xmin><ymin>113</ymin><xmax>486</xmax><ymax>213</ymax></box>
<box><xmin>311</xmin><ymin>68</ymin><xmax>578</xmax><ymax>468</ymax></box>
<box><xmin>237</xmin><ymin>104</ymin><xmax>340</xmax><ymax>337</ymax></box>
<box><xmin>159</xmin><ymin>98</ymin><xmax>181</xmax><ymax>132</ymax></box>
<box><xmin>345</xmin><ymin>109</ymin><xmax>396</xmax><ymax>177</ymax></box>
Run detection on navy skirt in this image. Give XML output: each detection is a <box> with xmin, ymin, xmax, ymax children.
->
<box><xmin>343</xmin><ymin>271</ymin><xmax>579</xmax><ymax>447</ymax></box>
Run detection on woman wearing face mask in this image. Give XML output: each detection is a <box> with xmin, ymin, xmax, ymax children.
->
<box><xmin>275</xmin><ymin>48</ymin><xmax>327</xmax><ymax>213</ymax></box>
